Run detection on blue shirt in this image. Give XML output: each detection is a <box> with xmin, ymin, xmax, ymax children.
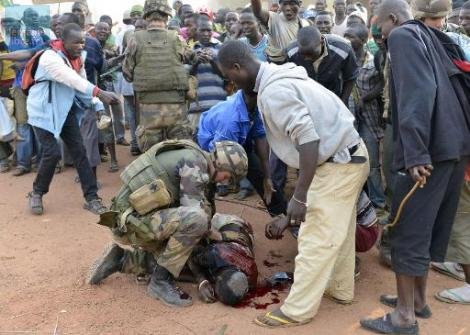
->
<box><xmin>240</xmin><ymin>35</ymin><xmax>269</xmax><ymax>62</ymax></box>
<box><xmin>8</xmin><ymin>29</ymin><xmax>50</xmax><ymax>87</ymax></box>
<box><xmin>197</xmin><ymin>90</ymin><xmax>266</xmax><ymax>151</ymax></box>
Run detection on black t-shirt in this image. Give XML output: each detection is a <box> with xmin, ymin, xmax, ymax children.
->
<box><xmin>286</xmin><ymin>34</ymin><xmax>358</xmax><ymax>97</ymax></box>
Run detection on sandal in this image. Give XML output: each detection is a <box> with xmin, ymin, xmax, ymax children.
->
<box><xmin>380</xmin><ymin>295</ymin><xmax>432</xmax><ymax>318</ymax></box>
<box><xmin>431</xmin><ymin>262</ymin><xmax>465</xmax><ymax>281</ymax></box>
<box><xmin>435</xmin><ymin>289</ymin><xmax>470</xmax><ymax>305</ymax></box>
<box><xmin>360</xmin><ymin>313</ymin><xmax>419</xmax><ymax>334</ymax></box>
<box><xmin>254</xmin><ymin>310</ymin><xmax>310</xmax><ymax>329</ymax></box>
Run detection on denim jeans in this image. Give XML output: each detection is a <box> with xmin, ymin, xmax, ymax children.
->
<box><xmin>239</xmin><ymin>177</ymin><xmax>254</xmax><ymax>191</ymax></box>
<box><xmin>124</xmin><ymin>95</ymin><xmax>138</xmax><ymax>148</ymax></box>
<box><xmin>359</xmin><ymin>123</ymin><xmax>386</xmax><ymax>208</ymax></box>
<box><xmin>33</xmin><ymin>110</ymin><xmax>98</xmax><ymax>201</ymax></box>
<box><xmin>16</xmin><ymin>123</ymin><xmax>41</xmax><ymax>170</ymax></box>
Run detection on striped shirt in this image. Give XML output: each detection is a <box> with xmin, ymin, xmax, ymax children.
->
<box><xmin>189</xmin><ymin>41</ymin><xmax>227</xmax><ymax>114</ymax></box>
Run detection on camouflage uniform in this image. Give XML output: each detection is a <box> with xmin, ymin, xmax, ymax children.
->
<box><xmin>107</xmin><ymin>144</ymin><xmax>215</xmax><ymax>278</ymax></box>
<box><xmin>122</xmin><ymin>1</ymin><xmax>192</xmax><ymax>153</ymax></box>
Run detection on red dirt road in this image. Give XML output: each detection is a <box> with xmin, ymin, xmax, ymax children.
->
<box><xmin>0</xmin><ymin>147</ymin><xmax>468</xmax><ymax>335</ymax></box>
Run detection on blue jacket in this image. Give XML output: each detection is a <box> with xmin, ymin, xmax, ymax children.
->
<box><xmin>197</xmin><ymin>90</ymin><xmax>266</xmax><ymax>151</ymax></box>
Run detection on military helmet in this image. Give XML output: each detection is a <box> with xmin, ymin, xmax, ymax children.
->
<box><xmin>212</xmin><ymin>141</ymin><xmax>248</xmax><ymax>182</ymax></box>
<box><xmin>143</xmin><ymin>0</ymin><xmax>173</xmax><ymax>19</ymax></box>
<box><xmin>412</xmin><ymin>0</ymin><xmax>452</xmax><ymax>18</ymax></box>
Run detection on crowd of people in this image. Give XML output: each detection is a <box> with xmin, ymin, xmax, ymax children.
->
<box><xmin>0</xmin><ymin>0</ymin><xmax>469</xmax><ymax>333</ymax></box>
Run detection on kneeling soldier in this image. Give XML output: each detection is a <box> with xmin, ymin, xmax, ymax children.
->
<box><xmin>88</xmin><ymin>139</ymin><xmax>248</xmax><ymax>307</ymax></box>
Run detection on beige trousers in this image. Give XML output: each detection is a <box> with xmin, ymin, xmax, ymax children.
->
<box><xmin>281</xmin><ymin>144</ymin><xmax>369</xmax><ymax>322</ymax></box>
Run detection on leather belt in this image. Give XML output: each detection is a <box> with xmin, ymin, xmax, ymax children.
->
<box><xmin>326</xmin><ymin>143</ymin><xmax>366</xmax><ymax>164</ymax></box>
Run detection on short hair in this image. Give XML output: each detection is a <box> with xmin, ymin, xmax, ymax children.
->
<box><xmin>99</xmin><ymin>15</ymin><xmax>112</xmax><ymax>24</ymax></box>
<box><xmin>62</xmin><ymin>23</ymin><xmax>82</xmax><ymax>40</ymax></box>
<box><xmin>298</xmin><ymin>26</ymin><xmax>322</xmax><ymax>46</ymax></box>
<box><xmin>345</xmin><ymin>23</ymin><xmax>369</xmax><ymax>41</ymax></box>
<box><xmin>215</xmin><ymin>268</ymin><xmax>249</xmax><ymax>306</ymax></box>
<box><xmin>377</xmin><ymin>0</ymin><xmax>412</xmax><ymax>22</ymax></box>
<box><xmin>60</xmin><ymin>13</ymin><xmax>80</xmax><ymax>25</ymax></box>
<box><xmin>241</xmin><ymin>7</ymin><xmax>254</xmax><ymax>14</ymax></box>
<box><xmin>197</xmin><ymin>15</ymin><xmax>212</xmax><ymax>28</ymax></box>
<box><xmin>316</xmin><ymin>10</ymin><xmax>333</xmax><ymax>17</ymax></box>
<box><xmin>95</xmin><ymin>21</ymin><xmax>109</xmax><ymax>30</ymax></box>
<box><xmin>218</xmin><ymin>40</ymin><xmax>256</xmax><ymax>68</ymax></box>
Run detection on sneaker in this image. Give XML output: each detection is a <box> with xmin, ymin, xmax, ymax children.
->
<box><xmin>87</xmin><ymin>243</ymin><xmax>125</xmax><ymax>285</ymax></box>
<box><xmin>147</xmin><ymin>266</ymin><xmax>192</xmax><ymax>307</ymax></box>
<box><xmin>84</xmin><ymin>198</ymin><xmax>107</xmax><ymax>215</ymax></box>
<box><xmin>27</xmin><ymin>191</ymin><xmax>43</xmax><ymax>215</ymax></box>
<box><xmin>12</xmin><ymin>166</ymin><xmax>30</xmax><ymax>177</ymax></box>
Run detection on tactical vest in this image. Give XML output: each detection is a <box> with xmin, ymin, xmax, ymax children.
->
<box><xmin>133</xmin><ymin>29</ymin><xmax>189</xmax><ymax>93</ymax></box>
<box><xmin>113</xmin><ymin>140</ymin><xmax>211</xmax><ymax>213</ymax></box>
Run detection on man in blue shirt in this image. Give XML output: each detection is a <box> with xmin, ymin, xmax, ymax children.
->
<box><xmin>198</xmin><ymin>90</ymin><xmax>286</xmax><ymax>216</ymax></box>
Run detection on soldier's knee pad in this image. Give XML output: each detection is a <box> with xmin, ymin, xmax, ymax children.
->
<box><xmin>180</xmin><ymin>207</ymin><xmax>209</xmax><ymax>236</ymax></box>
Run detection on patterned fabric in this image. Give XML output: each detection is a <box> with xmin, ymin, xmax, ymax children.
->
<box><xmin>116</xmin><ymin>206</ymin><xmax>209</xmax><ymax>277</ymax></box>
<box><xmin>136</xmin><ymin>103</ymin><xmax>192</xmax><ymax>152</ymax></box>
<box><xmin>191</xmin><ymin>213</ymin><xmax>258</xmax><ymax>288</ymax></box>
<box><xmin>349</xmin><ymin>51</ymin><xmax>385</xmax><ymax>140</ymax></box>
<box><xmin>189</xmin><ymin>41</ymin><xmax>227</xmax><ymax>114</ymax></box>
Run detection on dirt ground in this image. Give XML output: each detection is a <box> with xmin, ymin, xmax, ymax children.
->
<box><xmin>0</xmin><ymin>146</ymin><xmax>468</xmax><ymax>335</ymax></box>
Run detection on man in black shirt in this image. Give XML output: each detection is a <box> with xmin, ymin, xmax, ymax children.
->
<box><xmin>286</xmin><ymin>25</ymin><xmax>358</xmax><ymax>104</ymax></box>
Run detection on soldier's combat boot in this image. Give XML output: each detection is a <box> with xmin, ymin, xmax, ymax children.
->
<box><xmin>87</xmin><ymin>243</ymin><xmax>125</xmax><ymax>285</ymax></box>
<box><xmin>147</xmin><ymin>265</ymin><xmax>193</xmax><ymax>307</ymax></box>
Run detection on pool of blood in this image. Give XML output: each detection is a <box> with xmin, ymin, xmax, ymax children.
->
<box><xmin>235</xmin><ymin>273</ymin><xmax>293</xmax><ymax>310</ymax></box>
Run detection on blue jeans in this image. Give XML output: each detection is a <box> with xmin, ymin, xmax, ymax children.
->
<box><xmin>359</xmin><ymin>123</ymin><xmax>386</xmax><ymax>208</ymax></box>
<box><xmin>16</xmin><ymin>123</ymin><xmax>41</xmax><ymax>170</ymax></box>
<box><xmin>124</xmin><ymin>95</ymin><xmax>137</xmax><ymax>148</ymax></box>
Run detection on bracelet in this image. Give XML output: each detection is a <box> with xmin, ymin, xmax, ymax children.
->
<box><xmin>292</xmin><ymin>195</ymin><xmax>308</xmax><ymax>207</ymax></box>
<box><xmin>198</xmin><ymin>279</ymin><xmax>210</xmax><ymax>291</ymax></box>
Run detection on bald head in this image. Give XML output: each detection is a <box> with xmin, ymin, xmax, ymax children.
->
<box><xmin>376</xmin><ymin>0</ymin><xmax>412</xmax><ymax>38</ymax></box>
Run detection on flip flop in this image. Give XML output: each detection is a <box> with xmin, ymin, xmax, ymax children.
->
<box><xmin>435</xmin><ymin>289</ymin><xmax>470</xmax><ymax>305</ymax></box>
<box><xmin>254</xmin><ymin>311</ymin><xmax>310</xmax><ymax>329</ymax></box>
<box><xmin>379</xmin><ymin>295</ymin><xmax>432</xmax><ymax>318</ymax></box>
<box><xmin>360</xmin><ymin>313</ymin><xmax>419</xmax><ymax>334</ymax></box>
<box><xmin>431</xmin><ymin>262</ymin><xmax>465</xmax><ymax>281</ymax></box>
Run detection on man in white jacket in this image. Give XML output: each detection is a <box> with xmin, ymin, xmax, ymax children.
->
<box><xmin>218</xmin><ymin>40</ymin><xmax>369</xmax><ymax>328</ymax></box>
<box><xmin>27</xmin><ymin>23</ymin><xmax>118</xmax><ymax>216</ymax></box>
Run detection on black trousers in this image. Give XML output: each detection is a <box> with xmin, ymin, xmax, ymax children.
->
<box><xmin>390</xmin><ymin>158</ymin><xmax>468</xmax><ymax>277</ymax></box>
<box><xmin>245</xmin><ymin>147</ymin><xmax>287</xmax><ymax>217</ymax></box>
<box><xmin>33</xmin><ymin>110</ymin><xmax>99</xmax><ymax>202</ymax></box>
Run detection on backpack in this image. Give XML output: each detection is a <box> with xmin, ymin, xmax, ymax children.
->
<box><xmin>21</xmin><ymin>48</ymin><xmax>49</xmax><ymax>96</ymax></box>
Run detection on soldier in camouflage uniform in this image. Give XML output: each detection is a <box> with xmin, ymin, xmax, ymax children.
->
<box><xmin>87</xmin><ymin>140</ymin><xmax>248</xmax><ymax>307</ymax></box>
<box><xmin>122</xmin><ymin>0</ymin><xmax>193</xmax><ymax>153</ymax></box>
